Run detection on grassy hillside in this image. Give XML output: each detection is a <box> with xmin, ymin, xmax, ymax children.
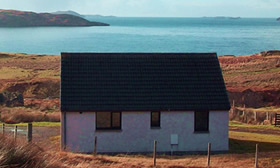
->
<box><xmin>219</xmin><ymin>54</ymin><xmax>280</xmax><ymax>107</ymax></box>
<box><xmin>0</xmin><ymin>9</ymin><xmax>109</xmax><ymax>27</ymax></box>
<box><xmin>0</xmin><ymin>52</ymin><xmax>280</xmax><ymax>108</ymax></box>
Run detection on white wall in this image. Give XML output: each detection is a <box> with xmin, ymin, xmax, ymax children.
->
<box><xmin>63</xmin><ymin>111</ymin><xmax>228</xmax><ymax>153</ymax></box>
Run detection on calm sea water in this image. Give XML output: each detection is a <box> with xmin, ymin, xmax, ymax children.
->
<box><xmin>0</xmin><ymin>17</ymin><xmax>279</xmax><ymax>56</ymax></box>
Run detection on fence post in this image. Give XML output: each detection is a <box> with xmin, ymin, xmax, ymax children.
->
<box><xmin>2</xmin><ymin>123</ymin><xmax>5</xmax><ymax>136</ymax></box>
<box><xmin>275</xmin><ymin>114</ymin><xmax>277</xmax><ymax>126</ymax></box>
<box><xmin>231</xmin><ymin>100</ymin><xmax>235</xmax><ymax>113</ymax></box>
<box><xmin>269</xmin><ymin>113</ymin><xmax>273</xmax><ymax>124</ymax></box>
<box><xmin>94</xmin><ymin>136</ymin><xmax>97</xmax><ymax>155</ymax></box>
<box><xmin>207</xmin><ymin>143</ymin><xmax>211</xmax><ymax>168</ymax></box>
<box><xmin>153</xmin><ymin>140</ymin><xmax>157</xmax><ymax>167</ymax></box>
<box><xmin>254</xmin><ymin>111</ymin><xmax>257</xmax><ymax>121</ymax></box>
<box><xmin>243</xmin><ymin>104</ymin><xmax>246</xmax><ymax>116</ymax></box>
<box><xmin>27</xmin><ymin>123</ymin><xmax>32</xmax><ymax>142</ymax></box>
<box><xmin>255</xmin><ymin>144</ymin><xmax>258</xmax><ymax>168</ymax></box>
<box><xmin>14</xmin><ymin>125</ymin><xmax>17</xmax><ymax>140</ymax></box>
<box><xmin>266</xmin><ymin>112</ymin><xmax>269</xmax><ymax>121</ymax></box>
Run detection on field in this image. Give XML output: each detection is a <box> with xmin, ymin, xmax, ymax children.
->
<box><xmin>0</xmin><ymin>121</ymin><xmax>280</xmax><ymax>168</ymax></box>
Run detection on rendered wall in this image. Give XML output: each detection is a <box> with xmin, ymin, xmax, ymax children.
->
<box><xmin>63</xmin><ymin>111</ymin><xmax>228</xmax><ymax>153</ymax></box>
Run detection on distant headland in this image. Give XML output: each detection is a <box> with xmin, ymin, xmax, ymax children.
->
<box><xmin>277</xmin><ymin>17</ymin><xmax>280</xmax><ymax>21</ymax></box>
<box><xmin>0</xmin><ymin>9</ymin><xmax>110</xmax><ymax>27</ymax></box>
<box><xmin>51</xmin><ymin>10</ymin><xmax>117</xmax><ymax>20</ymax></box>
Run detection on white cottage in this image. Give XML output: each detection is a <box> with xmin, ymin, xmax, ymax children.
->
<box><xmin>60</xmin><ymin>53</ymin><xmax>230</xmax><ymax>154</ymax></box>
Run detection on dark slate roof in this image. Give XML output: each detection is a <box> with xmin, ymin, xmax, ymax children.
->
<box><xmin>61</xmin><ymin>53</ymin><xmax>230</xmax><ymax>112</ymax></box>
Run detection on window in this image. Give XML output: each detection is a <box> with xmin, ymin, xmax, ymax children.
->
<box><xmin>151</xmin><ymin>112</ymin><xmax>160</xmax><ymax>128</ymax></box>
<box><xmin>194</xmin><ymin>111</ymin><xmax>209</xmax><ymax>132</ymax></box>
<box><xmin>96</xmin><ymin>112</ymin><xmax>121</xmax><ymax>130</ymax></box>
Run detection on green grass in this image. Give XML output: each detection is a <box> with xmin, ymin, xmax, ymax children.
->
<box><xmin>229</xmin><ymin>121</ymin><xmax>280</xmax><ymax>153</ymax></box>
<box><xmin>229</xmin><ymin>131</ymin><xmax>280</xmax><ymax>153</ymax></box>
<box><xmin>0</xmin><ymin>67</ymin><xmax>32</xmax><ymax>79</ymax></box>
<box><xmin>229</xmin><ymin>121</ymin><xmax>278</xmax><ymax>130</ymax></box>
<box><xmin>238</xmin><ymin>106</ymin><xmax>280</xmax><ymax>113</ymax></box>
<box><xmin>230</xmin><ymin>131</ymin><xmax>280</xmax><ymax>144</ymax></box>
<box><xmin>0</xmin><ymin>122</ymin><xmax>60</xmax><ymax>127</ymax></box>
<box><xmin>36</xmin><ymin>69</ymin><xmax>60</xmax><ymax>79</ymax></box>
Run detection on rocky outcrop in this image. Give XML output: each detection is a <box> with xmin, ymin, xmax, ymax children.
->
<box><xmin>0</xmin><ymin>10</ymin><xmax>109</xmax><ymax>27</ymax></box>
<box><xmin>0</xmin><ymin>91</ymin><xmax>24</xmax><ymax>107</ymax></box>
<box><xmin>259</xmin><ymin>50</ymin><xmax>280</xmax><ymax>56</ymax></box>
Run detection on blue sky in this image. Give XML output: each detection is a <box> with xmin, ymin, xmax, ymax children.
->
<box><xmin>0</xmin><ymin>0</ymin><xmax>279</xmax><ymax>17</ymax></box>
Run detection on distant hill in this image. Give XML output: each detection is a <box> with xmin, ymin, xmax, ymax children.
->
<box><xmin>52</xmin><ymin>10</ymin><xmax>116</xmax><ymax>19</ymax></box>
<box><xmin>51</xmin><ymin>10</ymin><xmax>83</xmax><ymax>18</ymax></box>
<box><xmin>0</xmin><ymin>10</ymin><xmax>109</xmax><ymax>27</ymax></box>
<box><xmin>277</xmin><ymin>17</ymin><xmax>280</xmax><ymax>21</ymax></box>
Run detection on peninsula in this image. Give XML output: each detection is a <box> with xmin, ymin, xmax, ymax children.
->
<box><xmin>0</xmin><ymin>9</ymin><xmax>109</xmax><ymax>27</ymax></box>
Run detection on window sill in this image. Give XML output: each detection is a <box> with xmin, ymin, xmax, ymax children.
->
<box><xmin>96</xmin><ymin>129</ymin><xmax>122</xmax><ymax>132</ymax></box>
<box><xmin>151</xmin><ymin>127</ymin><xmax>161</xmax><ymax>129</ymax></box>
<box><xmin>193</xmin><ymin>131</ymin><xmax>210</xmax><ymax>134</ymax></box>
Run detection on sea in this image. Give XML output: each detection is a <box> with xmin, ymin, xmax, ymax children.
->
<box><xmin>0</xmin><ymin>17</ymin><xmax>279</xmax><ymax>56</ymax></box>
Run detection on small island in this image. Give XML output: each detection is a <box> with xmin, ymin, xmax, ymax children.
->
<box><xmin>277</xmin><ymin>17</ymin><xmax>280</xmax><ymax>21</ymax></box>
<box><xmin>203</xmin><ymin>16</ymin><xmax>241</xmax><ymax>19</ymax></box>
<box><xmin>0</xmin><ymin>10</ymin><xmax>109</xmax><ymax>27</ymax></box>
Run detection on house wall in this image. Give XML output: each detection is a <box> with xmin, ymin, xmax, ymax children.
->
<box><xmin>63</xmin><ymin>111</ymin><xmax>228</xmax><ymax>153</ymax></box>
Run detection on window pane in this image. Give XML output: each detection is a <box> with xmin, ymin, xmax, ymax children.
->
<box><xmin>112</xmin><ymin>112</ymin><xmax>121</xmax><ymax>128</ymax></box>
<box><xmin>195</xmin><ymin>111</ymin><xmax>209</xmax><ymax>132</ymax></box>
<box><xmin>96</xmin><ymin>112</ymin><xmax>111</xmax><ymax>128</ymax></box>
<box><xmin>151</xmin><ymin>112</ymin><xmax>160</xmax><ymax>127</ymax></box>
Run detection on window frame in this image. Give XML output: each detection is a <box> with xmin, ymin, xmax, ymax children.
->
<box><xmin>96</xmin><ymin>112</ymin><xmax>122</xmax><ymax>130</ymax></box>
<box><xmin>194</xmin><ymin>110</ymin><xmax>209</xmax><ymax>133</ymax></box>
<box><xmin>151</xmin><ymin>111</ymin><xmax>161</xmax><ymax>128</ymax></box>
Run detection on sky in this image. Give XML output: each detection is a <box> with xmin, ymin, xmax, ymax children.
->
<box><xmin>0</xmin><ymin>0</ymin><xmax>279</xmax><ymax>17</ymax></box>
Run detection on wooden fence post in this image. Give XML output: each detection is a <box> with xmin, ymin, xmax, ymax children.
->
<box><xmin>254</xmin><ymin>111</ymin><xmax>257</xmax><ymax>121</ymax></box>
<box><xmin>2</xmin><ymin>123</ymin><xmax>5</xmax><ymax>136</ymax></box>
<box><xmin>14</xmin><ymin>125</ymin><xmax>17</xmax><ymax>140</ymax></box>
<box><xmin>231</xmin><ymin>100</ymin><xmax>235</xmax><ymax>113</ymax></box>
<box><xmin>207</xmin><ymin>143</ymin><xmax>211</xmax><ymax>168</ymax></box>
<box><xmin>243</xmin><ymin>104</ymin><xmax>246</xmax><ymax>116</ymax></box>
<box><xmin>94</xmin><ymin>136</ymin><xmax>97</xmax><ymax>155</ymax></box>
<box><xmin>27</xmin><ymin>123</ymin><xmax>32</xmax><ymax>142</ymax></box>
<box><xmin>255</xmin><ymin>144</ymin><xmax>258</xmax><ymax>168</ymax></box>
<box><xmin>266</xmin><ymin>112</ymin><xmax>269</xmax><ymax>121</ymax></box>
<box><xmin>153</xmin><ymin>140</ymin><xmax>157</xmax><ymax>167</ymax></box>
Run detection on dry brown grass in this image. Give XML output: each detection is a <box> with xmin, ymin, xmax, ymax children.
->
<box><xmin>0</xmin><ymin>107</ymin><xmax>60</xmax><ymax>124</ymax></box>
<box><xmin>52</xmin><ymin>151</ymin><xmax>280</xmax><ymax>168</ymax></box>
<box><xmin>1</xmin><ymin>124</ymin><xmax>280</xmax><ymax>167</ymax></box>
<box><xmin>0</xmin><ymin>134</ymin><xmax>62</xmax><ymax>168</ymax></box>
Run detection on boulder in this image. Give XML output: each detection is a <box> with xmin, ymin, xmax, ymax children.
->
<box><xmin>0</xmin><ymin>91</ymin><xmax>24</xmax><ymax>107</ymax></box>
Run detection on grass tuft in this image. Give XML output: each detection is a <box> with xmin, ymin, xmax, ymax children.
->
<box><xmin>0</xmin><ymin>134</ymin><xmax>62</xmax><ymax>168</ymax></box>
